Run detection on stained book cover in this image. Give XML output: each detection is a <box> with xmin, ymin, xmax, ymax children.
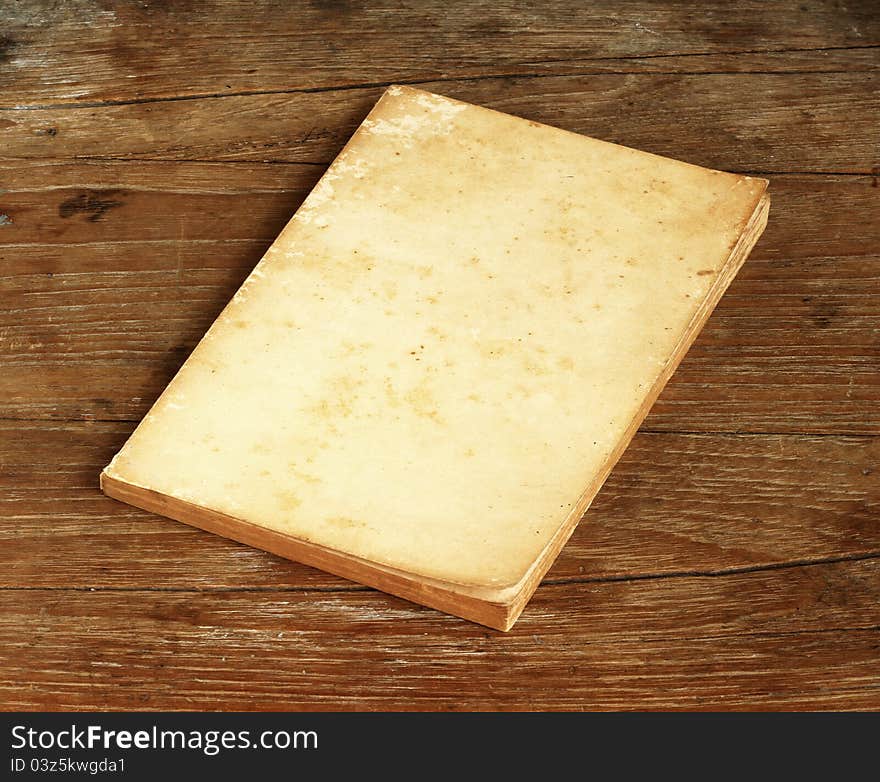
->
<box><xmin>101</xmin><ymin>85</ymin><xmax>769</xmax><ymax>630</ymax></box>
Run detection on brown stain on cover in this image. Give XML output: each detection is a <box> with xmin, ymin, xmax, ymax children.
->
<box><xmin>404</xmin><ymin>380</ymin><xmax>444</xmax><ymax>424</ymax></box>
<box><xmin>326</xmin><ymin>516</ymin><xmax>368</xmax><ymax>530</ymax></box>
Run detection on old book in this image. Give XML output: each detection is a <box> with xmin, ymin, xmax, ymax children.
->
<box><xmin>101</xmin><ymin>85</ymin><xmax>769</xmax><ymax>630</ymax></box>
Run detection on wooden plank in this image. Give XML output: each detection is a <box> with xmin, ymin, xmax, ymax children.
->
<box><xmin>2</xmin><ymin>164</ymin><xmax>877</xmax><ymax>432</ymax></box>
<box><xmin>1</xmin><ymin>2</ymin><xmax>877</xmax><ymax>106</ymax></box>
<box><xmin>1</xmin><ymin>559</ymin><xmax>877</xmax><ymax>709</ymax></box>
<box><xmin>2</xmin><ymin>72</ymin><xmax>878</xmax><ymax>172</ymax></box>
<box><xmin>0</xmin><ymin>164</ymin><xmax>874</xmax><ymax>257</ymax></box>
<box><xmin>2</xmin><ymin>420</ymin><xmax>877</xmax><ymax>590</ymax></box>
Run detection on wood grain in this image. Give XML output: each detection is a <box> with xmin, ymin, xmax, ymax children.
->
<box><xmin>2</xmin><ymin>73</ymin><xmax>878</xmax><ymax>173</ymax></box>
<box><xmin>2</xmin><ymin>421</ymin><xmax>877</xmax><ymax>591</ymax></box>
<box><xmin>2</xmin><ymin>0</ymin><xmax>878</xmax><ymax>709</ymax></box>
<box><xmin>1</xmin><ymin>558</ymin><xmax>877</xmax><ymax>710</ymax></box>
<box><xmin>2</xmin><ymin>167</ymin><xmax>877</xmax><ymax>432</ymax></box>
<box><xmin>1</xmin><ymin>1</ymin><xmax>877</xmax><ymax>106</ymax></box>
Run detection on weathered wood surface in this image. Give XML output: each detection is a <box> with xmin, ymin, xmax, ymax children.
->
<box><xmin>1</xmin><ymin>73</ymin><xmax>878</xmax><ymax>172</ymax></box>
<box><xmin>1</xmin><ymin>0</ymin><xmax>878</xmax><ymax>710</ymax></box>
<box><xmin>1</xmin><ymin>1</ymin><xmax>878</xmax><ymax>106</ymax></box>
<box><xmin>1</xmin><ymin>560</ymin><xmax>878</xmax><ymax>710</ymax></box>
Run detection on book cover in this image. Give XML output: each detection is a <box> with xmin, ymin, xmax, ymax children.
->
<box><xmin>101</xmin><ymin>85</ymin><xmax>769</xmax><ymax>630</ymax></box>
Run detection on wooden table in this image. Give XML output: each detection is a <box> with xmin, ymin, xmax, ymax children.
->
<box><xmin>1</xmin><ymin>1</ymin><xmax>878</xmax><ymax>711</ymax></box>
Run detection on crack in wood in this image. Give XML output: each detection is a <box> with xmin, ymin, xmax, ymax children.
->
<box><xmin>2</xmin><ymin>552</ymin><xmax>877</xmax><ymax>593</ymax></box>
<box><xmin>542</xmin><ymin>552</ymin><xmax>880</xmax><ymax>586</ymax></box>
<box><xmin>2</xmin><ymin>47</ymin><xmax>878</xmax><ymax>112</ymax></box>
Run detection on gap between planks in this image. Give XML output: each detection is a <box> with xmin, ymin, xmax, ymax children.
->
<box><xmin>2</xmin><ymin>552</ymin><xmax>878</xmax><ymax>594</ymax></box>
<box><xmin>2</xmin><ymin>47</ymin><xmax>878</xmax><ymax>113</ymax></box>
<box><xmin>2</xmin><ymin>416</ymin><xmax>878</xmax><ymax>439</ymax></box>
<box><xmin>0</xmin><ymin>157</ymin><xmax>871</xmax><ymax>178</ymax></box>
<box><xmin>512</xmin><ymin>42</ymin><xmax>880</xmax><ymax>65</ymax></box>
<box><xmin>3</xmin><ymin>416</ymin><xmax>879</xmax><ymax>439</ymax></box>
